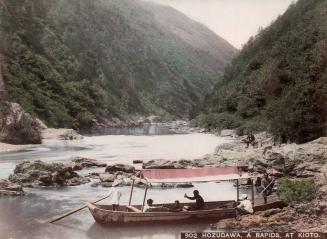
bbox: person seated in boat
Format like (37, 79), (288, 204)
(144, 199), (156, 212)
(107, 180), (122, 211)
(184, 190), (205, 211)
(235, 194), (253, 219)
(144, 199), (169, 212)
(170, 200), (183, 212)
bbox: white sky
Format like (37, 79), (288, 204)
(145, 0), (296, 49)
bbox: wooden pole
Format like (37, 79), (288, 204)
(260, 178), (275, 195)
(128, 178), (135, 206)
(48, 195), (110, 223)
(236, 179), (239, 202)
(251, 178), (255, 206)
(141, 184), (149, 212)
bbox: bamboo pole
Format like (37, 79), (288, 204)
(141, 184), (149, 212)
(128, 178), (135, 206)
(260, 178), (275, 195)
(251, 178), (255, 206)
(236, 179), (239, 202)
(48, 195), (110, 223)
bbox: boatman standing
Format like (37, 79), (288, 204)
(107, 180), (122, 211)
(262, 173), (274, 204)
(184, 190), (205, 210)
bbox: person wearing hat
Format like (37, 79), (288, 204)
(107, 180), (122, 211)
(235, 194), (253, 219)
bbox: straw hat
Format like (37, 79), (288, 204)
(240, 194), (248, 200)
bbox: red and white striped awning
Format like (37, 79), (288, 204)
(140, 167), (251, 183)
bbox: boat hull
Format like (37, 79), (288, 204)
(87, 200), (285, 225)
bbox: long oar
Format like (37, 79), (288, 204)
(48, 195), (110, 223)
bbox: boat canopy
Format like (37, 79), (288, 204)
(140, 167), (252, 183)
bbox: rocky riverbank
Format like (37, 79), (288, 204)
(0, 179), (24, 196)
(205, 132), (327, 233)
(134, 132), (327, 232)
(2, 157), (145, 191)
(1, 129), (326, 232)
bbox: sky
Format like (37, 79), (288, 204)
(146, 0), (296, 49)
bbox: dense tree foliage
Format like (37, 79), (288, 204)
(198, 0), (327, 143)
(278, 178), (317, 205)
(0, 0), (236, 129)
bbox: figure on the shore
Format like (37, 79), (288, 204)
(245, 133), (256, 148)
(261, 173), (274, 204)
(184, 190), (205, 210)
(107, 181), (122, 211)
(235, 194), (253, 219)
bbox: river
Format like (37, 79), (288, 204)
(0, 126), (248, 239)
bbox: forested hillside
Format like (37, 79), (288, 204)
(0, 0), (236, 129)
(196, 0), (327, 143)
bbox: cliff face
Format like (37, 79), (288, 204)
(0, 0), (236, 129)
(199, 0), (327, 143)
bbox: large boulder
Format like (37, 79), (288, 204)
(9, 160), (89, 187)
(0, 179), (24, 196)
(70, 157), (106, 170)
(142, 159), (187, 169)
(99, 173), (116, 182)
(105, 164), (135, 173)
(0, 102), (42, 144)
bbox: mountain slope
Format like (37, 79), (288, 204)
(0, 0), (236, 129)
(198, 0), (327, 143)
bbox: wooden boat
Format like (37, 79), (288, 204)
(87, 167), (284, 225)
(87, 198), (285, 225)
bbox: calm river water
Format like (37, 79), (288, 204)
(0, 126), (247, 239)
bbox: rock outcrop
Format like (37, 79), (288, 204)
(216, 201), (327, 232)
(70, 157), (106, 170)
(0, 179), (24, 196)
(105, 164), (135, 174)
(8, 160), (90, 187)
(0, 102), (42, 144)
(201, 133), (327, 178)
(142, 159), (193, 169)
(211, 133), (327, 233)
